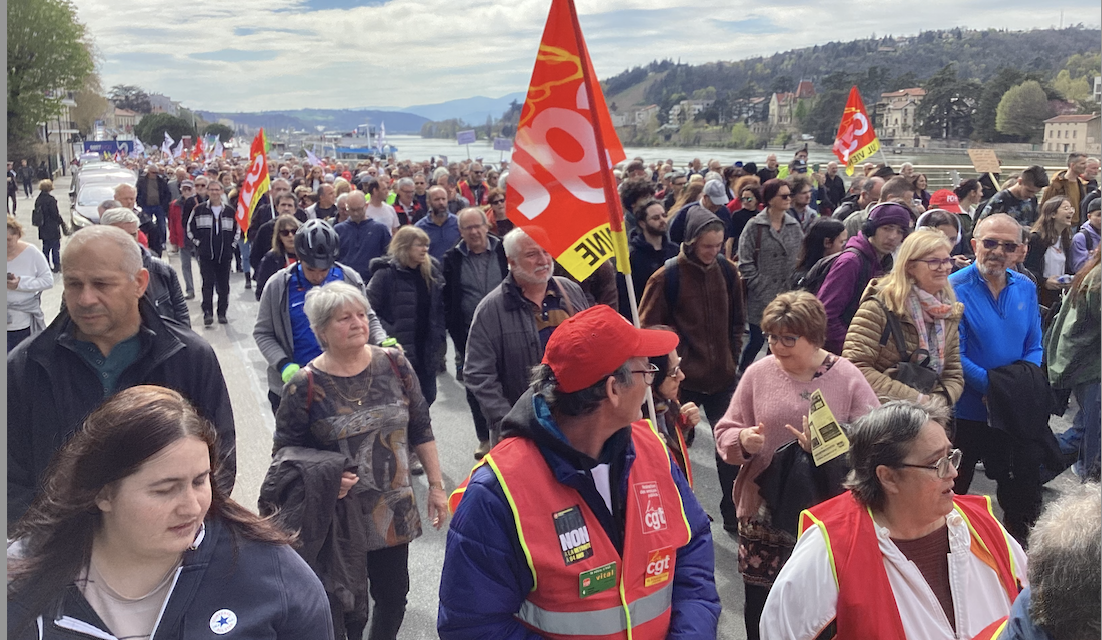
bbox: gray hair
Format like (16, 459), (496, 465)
(396, 177), (414, 190)
(99, 207), (141, 227)
(113, 183), (136, 197)
(703, 171), (722, 184)
(530, 362), (634, 417)
(457, 206), (488, 226)
(844, 400), (950, 510)
(335, 193), (349, 207)
(1027, 482), (1101, 639)
(98, 199), (121, 214)
(431, 167), (449, 181)
(303, 281), (372, 350)
(502, 227), (531, 260)
(62, 226), (143, 279)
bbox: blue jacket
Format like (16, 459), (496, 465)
(8, 516), (333, 640)
(335, 217), (391, 281)
(949, 264), (1043, 422)
(437, 390), (720, 639)
(415, 213), (461, 262)
(1001, 587), (1053, 640)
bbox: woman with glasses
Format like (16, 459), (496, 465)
(762, 401), (1027, 640)
(254, 215), (302, 301)
(484, 187), (513, 236)
(736, 178), (805, 375)
(714, 291), (879, 640)
(646, 325), (702, 482)
(843, 229), (964, 405)
(1024, 195), (1076, 310)
(729, 182), (762, 258)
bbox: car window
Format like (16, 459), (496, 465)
(77, 184), (120, 206)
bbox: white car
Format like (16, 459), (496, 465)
(70, 175), (137, 229)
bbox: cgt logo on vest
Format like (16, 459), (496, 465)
(644, 547), (673, 587)
(634, 481), (668, 533)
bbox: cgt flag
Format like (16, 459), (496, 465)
(235, 129), (271, 235)
(505, 0), (628, 282)
(832, 86), (880, 176)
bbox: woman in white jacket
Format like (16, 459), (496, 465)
(762, 400), (1027, 639)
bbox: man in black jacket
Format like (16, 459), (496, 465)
(441, 208), (509, 458)
(188, 180), (239, 326)
(627, 198), (678, 304)
(136, 164), (173, 257)
(100, 207), (190, 326)
(7, 225), (235, 525)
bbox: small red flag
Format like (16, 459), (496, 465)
(506, 0), (628, 281)
(235, 130), (271, 235)
(832, 87), (881, 176)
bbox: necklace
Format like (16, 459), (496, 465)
(328, 369), (372, 406)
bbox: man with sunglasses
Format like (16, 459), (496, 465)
(949, 213), (1046, 543)
(459, 162), (490, 207)
(441, 305), (720, 639)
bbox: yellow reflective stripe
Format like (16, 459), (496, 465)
(980, 494), (1019, 581)
(484, 453), (538, 591)
(620, 572), (633, 640)
(800, 510), (839, 588)
(448, 459), (487, 515)
(640, 420), (692, 543)
(990, 620), (1008, 639)
(955, 499), (1018, 597)
(515, 582), (673, 636)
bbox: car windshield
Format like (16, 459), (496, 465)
(77, 184), (119, 207)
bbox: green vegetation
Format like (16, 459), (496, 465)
(996, 81), (1052, 142)
(133, 113), (197, 147)
(203, 123), (235, 143)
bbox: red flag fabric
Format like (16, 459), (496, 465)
(506, 0), (628, 281)
(832, 86), (881, 176)
(192, 137), (205, 162)
(235, 130), (271, 235)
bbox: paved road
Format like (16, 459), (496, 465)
(12, 174), (1077, 640)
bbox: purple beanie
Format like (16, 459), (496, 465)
(866, 202), (914, 235)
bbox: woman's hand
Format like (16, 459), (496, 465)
(1045, 275), (1071, 291)
(679, 402), (701, 428)
(7, 274), (19, 290)
(739, 423), (766, 455)
(784, 416), (812, 454)
(952, 255), (972, 268)
(337, 471), (358, 499)
(426, 485), (449, 530)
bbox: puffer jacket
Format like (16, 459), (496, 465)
(819, 233), (891, 354)
(842, 278), (964, 404)
(738, 210), (804, 324)
(366, 256), (445, 375)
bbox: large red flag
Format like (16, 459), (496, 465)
(832, 86), (881, 176)
(506, 0), (628, 281)
(235, 129), (271, 235)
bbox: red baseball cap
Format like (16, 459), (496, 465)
(928, 189), (962, 214)
(542, 305), (679, 393)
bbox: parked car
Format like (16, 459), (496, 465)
(70, 173), (137, 229)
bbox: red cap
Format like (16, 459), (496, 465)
(928, 189), (962, 214)
(542, 305), (679, 393)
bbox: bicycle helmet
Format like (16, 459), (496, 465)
(294, 219), (340, 270)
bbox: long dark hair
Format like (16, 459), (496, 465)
(795, 217), (846, 271)
(1032, 196), (1074, 249)
(8, 386), (292, 627)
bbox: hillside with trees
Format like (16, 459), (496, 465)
(599, 26), (1100, 148)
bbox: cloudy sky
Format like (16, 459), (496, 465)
(73, 0), (1098, 113)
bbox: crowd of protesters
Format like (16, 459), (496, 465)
(6, 144), (1100, 640)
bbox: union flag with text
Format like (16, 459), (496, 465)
(832, 87), (880, 176)
(235, 129), (271, 235)
(505, 0), (629, 281)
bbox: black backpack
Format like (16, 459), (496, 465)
(796, 247), (863, 294)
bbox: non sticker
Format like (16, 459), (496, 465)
(645, 547), (673, 587)
(579, 562), (617, 598)
(633, 481), (667, 533)
(553, 505), (593, 565)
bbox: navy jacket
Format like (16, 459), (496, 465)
(438, 390), (720, 639)
(335, 217), (391, 281)
(8, 516), (333, 640)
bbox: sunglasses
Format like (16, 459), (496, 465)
(278, 229), (296, 237)
(778, 193), (792, 199)
(490, 199), (505, 205)
(979, 238), (1020, 253)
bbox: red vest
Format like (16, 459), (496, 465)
(798, 492), (1021, 639)
(973, 616), (1009, 640)
(450, 421), (692, 640)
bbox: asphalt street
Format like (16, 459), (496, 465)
(13, 174), (1077, 640)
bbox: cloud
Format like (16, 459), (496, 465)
(71, 0), (1100, 113)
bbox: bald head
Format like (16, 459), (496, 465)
(345, 190), (367, 221)
(63, 225), (143, 278)
(114, 184), (137, 209)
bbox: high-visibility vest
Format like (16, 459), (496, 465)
(797, 492), (1021, 639)
(972, 616), (1009, 640)
(449, 420), (692, 640)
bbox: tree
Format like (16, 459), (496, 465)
(109, 85), (152, 114)
(72, 73), (108, 136)
(202, 123), (234, 143)
(972, 67), (1025, 142)
(770, 76), (794, 95)
(133, 113), (196, 146)
(8, 0), (95, 147)
(995, 80), (1052, 142)
(916, 65), (980, 139)
(1052, 70), (1091, 103)
(806, 72), (860, 145)
(729, 122), (757, 149)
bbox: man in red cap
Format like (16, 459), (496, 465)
(439, 305), (721, 639)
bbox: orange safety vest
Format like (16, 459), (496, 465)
(449, 420), (692, 640)
(797, 492), (1021, 639)
(972, 616), (1009, 640)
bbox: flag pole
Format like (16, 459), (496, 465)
(566, 0), (657, 424)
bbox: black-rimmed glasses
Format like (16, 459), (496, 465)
(763, 333), (799, 348)
(898, 449), (962, 478)
(911, 257), (953, 270)
(630, 363), (660, 385)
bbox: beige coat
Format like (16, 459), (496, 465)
(842, 279), (965, 403)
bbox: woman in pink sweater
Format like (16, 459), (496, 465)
(714, 291), (879, 640)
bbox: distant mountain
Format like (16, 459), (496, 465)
(373, 93), (527, 125)
(196, 109), (430, 133)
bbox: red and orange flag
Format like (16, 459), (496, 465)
(235, 129), (271, 235)
(506, 0), (629, 281)
(832, 86), (881, 176)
